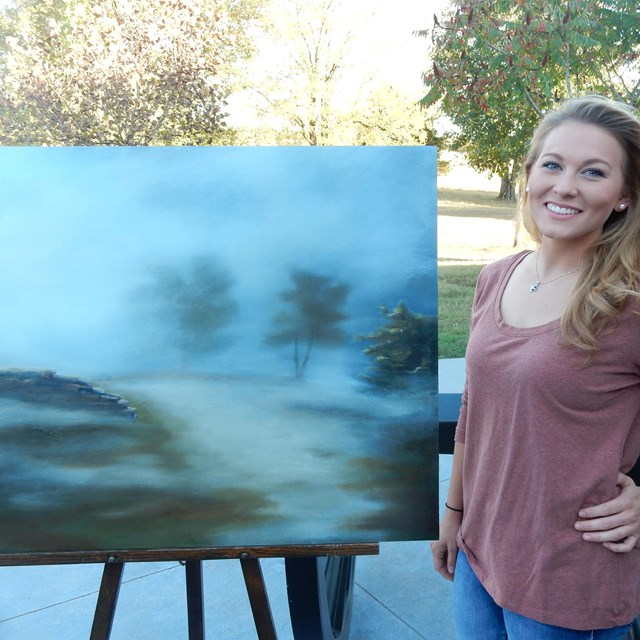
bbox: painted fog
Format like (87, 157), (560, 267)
(0, 146), (438, 553)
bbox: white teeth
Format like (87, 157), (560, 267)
(547, 203), (580, 215)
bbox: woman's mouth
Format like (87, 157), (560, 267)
(546, 202), (581, 216)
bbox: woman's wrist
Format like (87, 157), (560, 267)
(445, 502), (463, 513)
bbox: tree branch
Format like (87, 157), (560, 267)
(522, 85), (544, 117)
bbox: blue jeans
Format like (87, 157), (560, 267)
(452, 550), (632, 639)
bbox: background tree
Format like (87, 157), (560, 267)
(229, 0), (443, 148)
(0, 0), (442, 150)
(0, 0), (261, 145)
(344, 85), (447, 148)
(359, 302), (437, 391)
(420, 0), (640, 198)
(140, 256), (237, 369)
(241, 0), (364, 145)
(266, 270), (350, 380)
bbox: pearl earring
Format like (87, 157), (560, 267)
(618, 204), (627, 211)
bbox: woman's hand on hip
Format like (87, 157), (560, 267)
(431, 509), (463, 581)
(574, 473), (640, 553)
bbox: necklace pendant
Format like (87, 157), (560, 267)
(530, 282), (540, 293)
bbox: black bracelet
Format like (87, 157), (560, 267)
(445, 502), (463, 513)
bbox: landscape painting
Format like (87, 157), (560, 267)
(0, 146), (438, 556)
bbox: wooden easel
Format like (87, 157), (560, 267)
(90, 555), (276, 640)
(1, 543), (378, 640)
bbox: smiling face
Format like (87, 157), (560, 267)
(526, 121), (629, 248)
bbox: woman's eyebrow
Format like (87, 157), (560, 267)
(540, 152), (612, 169)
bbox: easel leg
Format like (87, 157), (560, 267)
(240, 557), (278, 640)
(90, 561), (124, 640)
(185, 560), (205, 640)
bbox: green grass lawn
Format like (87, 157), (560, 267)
(438, 264), (483, 359)
(437, 186), (523, 358)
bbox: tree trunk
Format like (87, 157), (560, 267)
(498, 175), (516, 200)
(294, 338), (301, 379)
(299, 339), (314, 379)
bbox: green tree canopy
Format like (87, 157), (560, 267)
(359, 302), (437, 391)
(420, 0), (640, 198)
(266, 270), (350, 379)
(0, 0), (261, 145)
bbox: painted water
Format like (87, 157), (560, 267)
(0, 370), (437, 552)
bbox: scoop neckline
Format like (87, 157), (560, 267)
(493, 251), (562, 336)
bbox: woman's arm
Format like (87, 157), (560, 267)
(432, 441), (465, 581)
(574, 473), (640, 552)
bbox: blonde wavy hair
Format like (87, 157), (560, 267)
(516, 95), (640, 359)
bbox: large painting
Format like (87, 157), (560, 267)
(0, 146), (438, 555)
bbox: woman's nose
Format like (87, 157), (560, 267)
(552, 173), (578, 197)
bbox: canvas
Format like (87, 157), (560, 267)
(0, 146), (438, 556)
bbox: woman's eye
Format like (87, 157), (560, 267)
(541, 161), (560, 170)
(584, 168), (605, 178)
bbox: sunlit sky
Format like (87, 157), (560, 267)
(360, 0), (448, 96)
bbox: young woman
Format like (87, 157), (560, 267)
(432, 95), (640, 639)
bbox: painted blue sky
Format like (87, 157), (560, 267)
(0, 146), (437, 378)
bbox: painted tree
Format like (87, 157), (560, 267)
(266, 270), (350, 379)
(420, 0), (640, 198)
(142, 256), (237, 369)
(0, 0), (261, 145)
(359, 302), (437, 391)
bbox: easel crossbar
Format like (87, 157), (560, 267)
(0, 542), (380, 566)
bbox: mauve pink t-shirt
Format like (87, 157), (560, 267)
(455, 251), (640, 630)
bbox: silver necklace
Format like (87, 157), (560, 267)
(529, 252), (581, 293)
